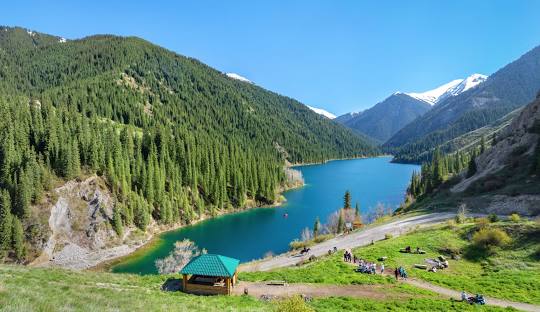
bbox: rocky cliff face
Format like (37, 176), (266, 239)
(451, 93), (540, 215)
(31, 176), (155, 269)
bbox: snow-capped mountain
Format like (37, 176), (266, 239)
(307, 105), (336, 119)
(406, 74), (487, 105)
(225, 73), (252, 83)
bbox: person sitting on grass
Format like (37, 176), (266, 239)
(461, 290), (467, 302)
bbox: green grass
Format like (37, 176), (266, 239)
(310, 297), (516, 311)
(240, 254), (393, 285)
(0, 265), (269, 312)
(242, 221), (540, 305)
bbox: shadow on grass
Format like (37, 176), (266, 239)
(162, 278), (182, 292)
(462, 244), (490, 262)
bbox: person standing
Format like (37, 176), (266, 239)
(380, 263), (385, 274)
(394, 268), (399, 280)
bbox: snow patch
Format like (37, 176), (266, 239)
(306, 105), (337, 119)
(26, 29), (35, 37)
(59, 37), (67, 43)
(406, 74), (487, 105)
(226, 73), (252, 83)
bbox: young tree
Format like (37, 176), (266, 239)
(0, 190), (13, 254)
(11, 217), (25, 261)
(112, 205), (124, 237)
(355, 202), (360, 218)
(337, 209), (344, 233)
(343, 190), (351, 209)
(313, 217), (320, 238)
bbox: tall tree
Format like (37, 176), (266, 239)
(343, 190), (351, 209)
(313, 217), (320, 238)
(0, 190), (13, 254)
(11, 217), (25, 261)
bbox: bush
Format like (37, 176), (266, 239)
(289, 240), (311, 251)
(488, 213), (499, 223)
(475, 217), (490, 230)
(384, 233), (393, 240)
(275, 296), (313, 312)
(313, 234), (333, 244)
(509, 213), (521, 222)
(472, 228), (512, 250)
(446, 219), (458, 230)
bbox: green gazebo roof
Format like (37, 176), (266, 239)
(180, 254), (240, 277)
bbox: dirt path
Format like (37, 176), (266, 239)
(240, 213), (456, 272)
(232, 281), (411, 300)
(403, 278), (540, 312)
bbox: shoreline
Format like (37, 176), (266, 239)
(89, 180), (305, 273)
(289, 154), (393, 168)
(88, 154), (390, 273)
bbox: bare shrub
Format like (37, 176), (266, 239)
(455, 204), (467, 224)
(155, 239), (205, 274)
(301, 227), (312, 242)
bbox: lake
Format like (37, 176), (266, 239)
(112, 157), (419, 274)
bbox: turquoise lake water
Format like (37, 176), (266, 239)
(112, 157), (419, 274)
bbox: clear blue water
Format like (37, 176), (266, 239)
(112, 157), (419, 274)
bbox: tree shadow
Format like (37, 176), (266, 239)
(161, 278), (183, 292)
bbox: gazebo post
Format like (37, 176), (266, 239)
(182, 274), (188, 291)
(226, 277), (231, 295)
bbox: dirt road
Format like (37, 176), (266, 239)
(240, 213), (456, 272)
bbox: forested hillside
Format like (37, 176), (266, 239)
(399, 93), (540, 216)
(385, 45), (540, 163)
(0, 26), (377, 262)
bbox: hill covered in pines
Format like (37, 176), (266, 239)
(0, 26), (378, 263)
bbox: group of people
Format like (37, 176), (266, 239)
(343, 250), (385, 275)
(356, 259), (383, 274)
(394, 266), (407, 279)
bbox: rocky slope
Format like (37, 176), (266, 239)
(30, 176), (155, 269)
(450, 93), (540, 215)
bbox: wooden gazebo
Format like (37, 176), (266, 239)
(180, 254), (240, 295)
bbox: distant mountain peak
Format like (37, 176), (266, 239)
(406, 74), (487, 105)
(306, 105), (337, 119)
(225, 73), (252, 83)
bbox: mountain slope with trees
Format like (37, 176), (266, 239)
(400, 93), (540, 216)
(385, 45), (540, 163)
(0, 26), (378, 263)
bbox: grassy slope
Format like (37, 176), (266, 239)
(0, 266), (268, 312)
(241, 220), (540, 305)
(0, 265), (511, 312)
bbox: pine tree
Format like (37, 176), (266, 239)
(355, 202), (360, 217)
(343, 190), (351, 209)
(11, 217), (25, 261)
(467, 157), (477, 178)
(313, 217), (320, 238)
(0, 190), (13, 254)
(112, 205), (124, 237)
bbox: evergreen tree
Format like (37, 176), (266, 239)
(0, 190), (13, 254)
(355, 202), (360, 218)
(11, 217), (25, 261)
(112, 205), (124, 237)
(343, 190), (351, 209)
(467, 157), (477, 178)
(313, 217), (320, 238)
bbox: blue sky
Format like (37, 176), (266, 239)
(2, 1), (539, 115)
